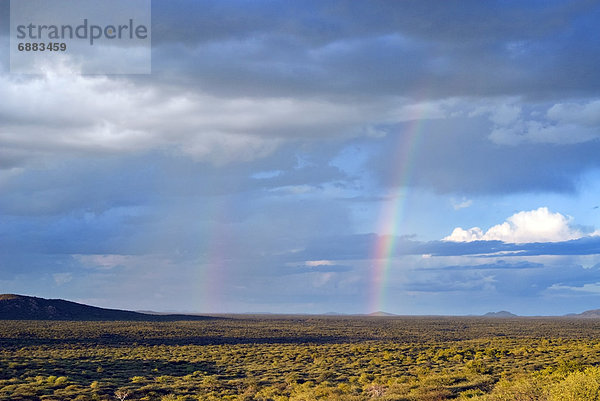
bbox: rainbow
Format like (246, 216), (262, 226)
(369, 114), (427, 313)
(196, 197), (230, 313)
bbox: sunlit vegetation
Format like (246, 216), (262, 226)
(2, 317), (600, 400)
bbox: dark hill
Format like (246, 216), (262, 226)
(0, 294), (215, 321)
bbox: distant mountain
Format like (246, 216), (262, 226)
(567, 308), (600, 318)
(368, 311), (397, 317)
(483, 311), (518, 318)
(0, 294), (215, 321)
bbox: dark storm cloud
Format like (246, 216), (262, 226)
(151, 0), (591, 46)
(417, 237), (600, 258)
(149, 0), (600, 99)
(432, 260), (544, 271)
(287, 234), (600, 261)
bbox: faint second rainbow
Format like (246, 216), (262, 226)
(196, 197), (230, 314)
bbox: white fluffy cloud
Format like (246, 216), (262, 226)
(444, 207), (588, 244)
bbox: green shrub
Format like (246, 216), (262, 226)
(549, 367), (600, 401)
(482, 376), (546, 401)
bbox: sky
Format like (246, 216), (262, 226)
(2, 0), (600, 315)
